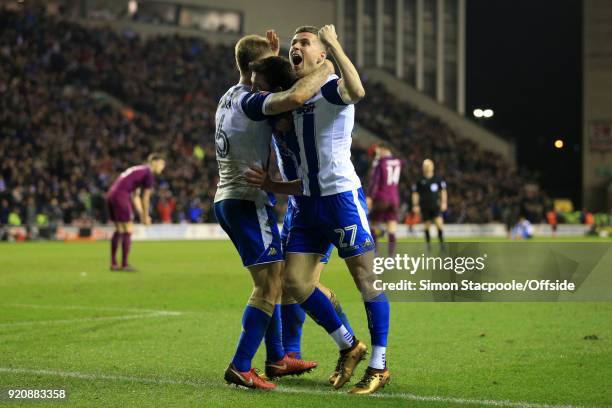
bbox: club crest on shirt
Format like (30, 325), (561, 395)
(215, 127), (229, 158)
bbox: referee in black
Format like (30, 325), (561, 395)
(412, 159), (447, 250)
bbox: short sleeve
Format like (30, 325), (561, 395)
(440, 180), (447, 189)
(143, 170), (154, 189)
(321, 78), (347, 106)
(240, 91), (272, 121)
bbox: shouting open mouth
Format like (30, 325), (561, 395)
(291, 51), (303, 69)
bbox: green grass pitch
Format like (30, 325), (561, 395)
(1, 239), (611, 407)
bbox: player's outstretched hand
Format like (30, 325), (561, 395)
(318, 24), (339, 48)
(266, 29), (280, 56)
(245, 166), (270, 190)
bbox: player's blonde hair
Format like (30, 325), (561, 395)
(235, 35), (273, 75)
(147, 153), (165, 163)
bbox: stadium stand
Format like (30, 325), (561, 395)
(0, 8), (543, 233)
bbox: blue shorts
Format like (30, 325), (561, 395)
(286, 188), (375, 259)
(214, 199), (283, 267)
(282, 199), (333, 264)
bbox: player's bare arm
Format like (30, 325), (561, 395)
(366, 196), (373, 211)
(142, 188), (152, 225)
(132, 188), (144, 220)
(263, 60), (334, 115)
(318, 24), (365, 104)
(366, 161), (381, 210)
(245, 166), (302, 195)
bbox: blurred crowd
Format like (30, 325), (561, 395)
(0, 8), (545, 233)
(358, 82), (546, 223)
(1, 9), (230, 231)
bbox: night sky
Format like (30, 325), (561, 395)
(466, 0), (582, 205)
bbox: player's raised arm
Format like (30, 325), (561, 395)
(262, 59), (334, 115)
(318, 24), (365, 104)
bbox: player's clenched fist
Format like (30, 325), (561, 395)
(318, 24), (339, 47)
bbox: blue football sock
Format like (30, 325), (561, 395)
(364, 293), (390, 347)
(300, 288), (343, 334)
(264, 304), (285, 362)
(231, 305), (271, 372)
(336, 306), (355, 337)
(330, 291), (354, 337)
(281, 303), (306, 358)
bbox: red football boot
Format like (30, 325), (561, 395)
(224, 364), (276, 390)
(265, 354), (317, 379)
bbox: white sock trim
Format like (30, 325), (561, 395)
(330, 325), (353, 350)
(369, 345), (386, 369)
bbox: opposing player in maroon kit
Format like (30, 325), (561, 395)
(106, 154), (166, 271)
(366, 145), (401, 256)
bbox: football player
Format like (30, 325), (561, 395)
(366, 145), (401, 256)
(215, 33), (333, 389)
(245, 55), (356, 369)
(106, 154), (165, 271)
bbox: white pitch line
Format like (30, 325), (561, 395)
(0, 311), (182, 328)
(5, 303), (180, 315)
(0, 367), (596, 408)
(0, 367), (202, 387)
(275, 387), (593, 408)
